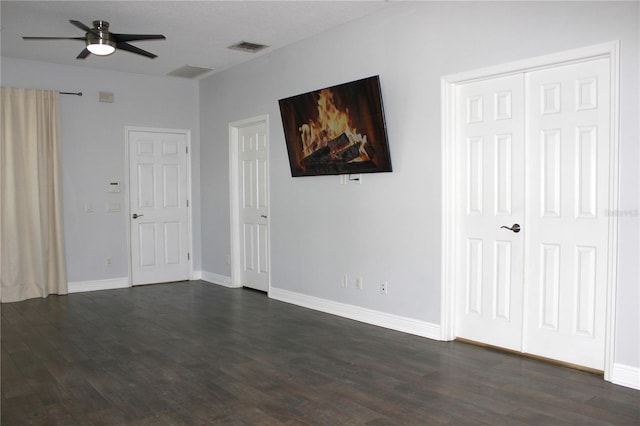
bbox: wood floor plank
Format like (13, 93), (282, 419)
(2, 281), (638, 425)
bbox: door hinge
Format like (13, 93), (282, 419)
(186, 199), (189, 207)
(188, 253), (191, 261)
(186, 146), (189, 154)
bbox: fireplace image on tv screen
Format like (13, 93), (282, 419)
(278, 75), (392, 177)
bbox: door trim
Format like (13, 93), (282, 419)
(125, 126), (194, 285)
(229, 115), (271, 291)
(440, 41), (620, 381)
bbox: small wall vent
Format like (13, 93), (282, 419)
(227, 41), (269, 53)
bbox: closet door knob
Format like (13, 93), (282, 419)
(132, 213), (144, 219)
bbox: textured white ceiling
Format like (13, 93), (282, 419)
(1, 1), (392, 78)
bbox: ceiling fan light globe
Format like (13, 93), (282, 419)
(87, 40), (115, 56)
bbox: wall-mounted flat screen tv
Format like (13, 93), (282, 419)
(278, 75), (392, 177)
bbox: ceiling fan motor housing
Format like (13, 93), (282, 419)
(86, 20), (115, 53)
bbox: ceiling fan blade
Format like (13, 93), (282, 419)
(23, 36), (86, 40)
(69, 20), (94, 33)
(116, 42), (157, 59)
(76, 48), (91, 59)
(112, 33), (166, 43)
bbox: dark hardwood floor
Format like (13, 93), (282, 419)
(1, 281), (638, 425)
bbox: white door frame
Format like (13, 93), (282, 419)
(125, 126), (194, 285)
(440, 42), (620, 380)
(229, 115), (271, 290)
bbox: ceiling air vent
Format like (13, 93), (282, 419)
(167, 65), (214, 79)
(227, 41), (269, 53)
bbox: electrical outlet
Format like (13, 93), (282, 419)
(356, 277), (363, 290)
(106, 257), (112, 266)
(380, 281), (387, 294)
(341, 274), (348, 288)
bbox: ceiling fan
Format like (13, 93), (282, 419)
(23, 20), (166, 59)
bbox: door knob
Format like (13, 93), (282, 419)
(132, 213), (144, 219)
(261, 215), (267, 219)
(500, 223), (521, 233)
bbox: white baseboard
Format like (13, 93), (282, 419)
(268, 287), (441, 340)
(610, 363), (640, 390)
(68, 277), (130, 293)
(197, 271), (238, 288)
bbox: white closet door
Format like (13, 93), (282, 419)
(454, 57), (611, 371)
(455, 74), (526, 351)
(238, 122), (270, 292)
(525, 58), (610, 370)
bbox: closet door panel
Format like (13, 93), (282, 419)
(455, 74), (526, 351)
(524, 58), (610, 370)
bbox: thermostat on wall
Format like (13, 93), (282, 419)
(108, 182), (121, 193)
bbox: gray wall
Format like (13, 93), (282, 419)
(199, 2), (639, 367)
(1, 58), (201, 282)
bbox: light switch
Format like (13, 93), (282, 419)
(107, 202), (121, 213)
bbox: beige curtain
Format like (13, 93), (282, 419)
(0, 87), (67, 302)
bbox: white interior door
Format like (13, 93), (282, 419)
(128, 129), (190, 285)
(455, 58), (611, 370)
(455, 74), (526, 351)
(237, 121), (269, 292)
(524, 58), (610, 370)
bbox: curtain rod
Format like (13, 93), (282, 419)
(60, 91), (82, 96)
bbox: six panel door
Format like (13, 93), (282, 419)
(455, 74), (526, 351)
(129, 131), (190, 285)
(524, 58), (610, 370)
(238, 122), (269, 292)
